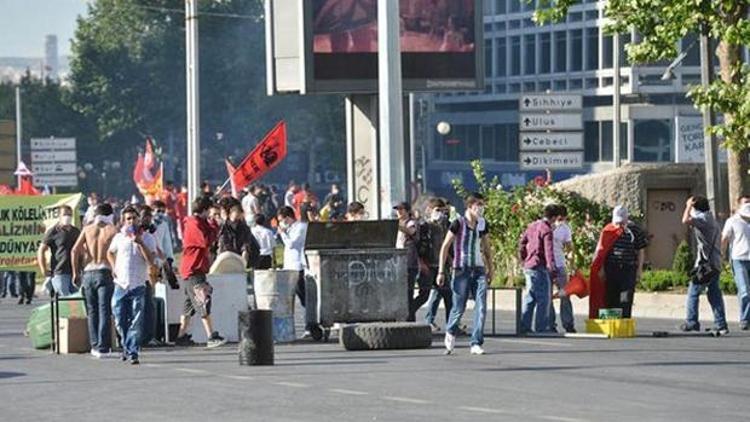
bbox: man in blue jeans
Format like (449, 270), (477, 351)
(107, 206), (157, 364)
(681, 196), (728, 333)
(518, 205), (559, 334)
(437, 192), (494, 356)
(721, 201), (750, 330)
(72, 203), (119, 358)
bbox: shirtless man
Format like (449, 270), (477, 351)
(71, 203), (118, 358)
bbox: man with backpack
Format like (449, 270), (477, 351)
(681, 196), (728, 334)
(420, 197), (453, 331)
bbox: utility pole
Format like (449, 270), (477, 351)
(185, 0), (200, 213)
(15, 86), (22, 187)
(377, 0), (406, 216)
(700, 26), (721, 215)
(613, 32), (622, 168)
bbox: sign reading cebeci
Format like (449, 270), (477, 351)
(520, 132), (584, 151)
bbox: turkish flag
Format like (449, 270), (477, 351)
(231, 121), (287, 191)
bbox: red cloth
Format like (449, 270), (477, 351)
(176, 191), (188, 235)
(230, 121), (287, 192)
(588, 223), (624, 319)
(161, 188), (178, 219)
(179, 215), (218, 280)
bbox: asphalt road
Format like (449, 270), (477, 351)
(1, 298), (749, 422)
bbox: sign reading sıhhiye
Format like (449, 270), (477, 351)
(520, 152), (584, 170)
(520, 132), (584, 151)
(675, 115), (728, 163)
(30, 137), (78, 187)
(519, 94), (583, 112)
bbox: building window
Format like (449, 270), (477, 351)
(524, 81), (536, 92)
(523, 0), (536, 12)
(585, 10), (598, 20)
(509, 83), (521, 93)
(509, 0), (520, 13)
(495, 83), (506, 93)
(524, 34), (536, 75)
(603, 35), (613, 68)
(554, 31), (567, 72)
(570, 29), (583, 71)
(554, 80), (567, 91)
(485, 39), (493, 77)
(482, 125), (496, 159)
(600, 121), (628, 162)
(569, 79), (583, 90)
(496, 37), (507, 77)
(511, 36), (521, 75)
(585, 27), (599, 70)
(540, 32), (551, 74)
(584, 121), (599, 162)
(634, 119), (672, 162)
(585, 77), (598, 89)
(569, 11), (583, 22)
(538, 80), (551, 91)
(496, 0), (507, 15)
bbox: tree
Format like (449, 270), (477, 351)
(535, 0), (750, 208)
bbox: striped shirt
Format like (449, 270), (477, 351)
(606, 223), (648, 267)
(450, 216), (489, 269)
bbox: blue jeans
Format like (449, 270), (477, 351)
(685, 272), (727, 330)
(730, 260), (750, 325)
(549, 267), (575, 331)
(82, 270), (115, 353)
(112, 285), (146, 359)
(52, 274), (76, 296)
(521, 266), (552, 333)
(16, 271), (35, 301)
(445, 267), (487, 346)
(424, 267), (452, 325)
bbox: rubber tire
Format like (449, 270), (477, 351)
(339, 322), (432, 351)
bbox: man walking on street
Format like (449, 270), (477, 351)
(277, 206), (313, 337)
(71, 203), (118, 358)
(38, 205), (81, 297)
(437, 193), (494, 355)
(681, 196), (728, 334)
(108, 206), (157, 364)
(519, 204), (559, 334)
(395, 202), (423, 321)
(549, 205), (576, 333)
(722, 200), (750, 330)
(422, 198), (453, 331)
(175, 197), (227, 348)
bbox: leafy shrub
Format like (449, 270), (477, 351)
(671, 241), (694, 277)
(720, 266), (738, 295)
(639, 270), (689, 292)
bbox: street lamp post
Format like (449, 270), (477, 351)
(699, 28), (721, 215)
(185, 0), (200, 214)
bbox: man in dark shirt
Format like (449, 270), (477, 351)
(604, 205), (648, 318)
(421, 197), (453, 330)
(518, 204), (559, 334)
(37, 205), (81, 297)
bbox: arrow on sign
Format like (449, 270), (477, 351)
(524, 118), (531, 127)
(523, 137), (532, 145)
(523, 157), (532, 165)
(523, 98), (531, 108)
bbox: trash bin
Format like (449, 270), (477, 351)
(253, 269), (297, 343)
(304, 221), (408, 337)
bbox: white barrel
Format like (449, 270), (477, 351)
(253, 270), (297, 343)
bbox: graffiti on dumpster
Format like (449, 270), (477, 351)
(329, 256), (398, 314)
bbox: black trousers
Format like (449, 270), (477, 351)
(256, 255), (273, 270)
(604, 262), (637, 318)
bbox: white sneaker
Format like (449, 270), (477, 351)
(430, 323), (441, 333)
(90, 350), (102, 359)
(470, 345), (485, 355)
(444, 332), (455, 354)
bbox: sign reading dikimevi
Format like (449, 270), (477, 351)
(0, 193), (82, 271)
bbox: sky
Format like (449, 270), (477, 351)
(0, 0), (90, 57)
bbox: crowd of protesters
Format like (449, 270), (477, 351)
(5, 176), (750, 360)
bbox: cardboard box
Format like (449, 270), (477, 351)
(59, 318), (90, 354)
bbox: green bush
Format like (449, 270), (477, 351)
(720, 267), (738, 295)
(671, 241), (694, 277)
(639, 270), (689, 292)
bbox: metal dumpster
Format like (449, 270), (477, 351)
(304, 221), (408, 339)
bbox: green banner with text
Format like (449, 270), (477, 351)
(0, 194), (82, 272)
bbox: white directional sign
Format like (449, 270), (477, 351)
(31, 163), (78, 174)
(520, 113), (583, 131)
(32, 174), (79, 187)
(520, 152), (584, 170)
(30, 138), (76, 150)
(519, 94), (583, 112)
(30, 150), (77, 163)
(520, 132), (584, 151)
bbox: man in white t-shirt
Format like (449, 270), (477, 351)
(107, 206), (157, 365)
(241, 185), (262, 227)
(277, 206), (312, 337)
(251, 214), (276, 270)
(721, 199), (750, 330)
(549, 205), (575, 333)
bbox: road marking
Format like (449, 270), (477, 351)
(174, 368), (208, 375)
(220, 375), (254, 381)
(498, 338), (573, 348)
(540, 416), (588, 422)
(382, 396), (431, 404)
(143, 363), (163, 368)
(459, 406), (509, 415)
(329, 389), (369, 396)
(274, 381), (309, 388)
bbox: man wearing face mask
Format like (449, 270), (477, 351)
(38, 205), (81, 297)
(421, 197), (453, 331)
(151, 200), (175, 266)
(277, 206), (313, 337)
(518, 204), (559, 334)
(395, 202), (421, 322)
(137, 205), (164, 345)
(437, 193), (494, 355)
(549, 205), (576, 333)
(218, 201), (261, 269)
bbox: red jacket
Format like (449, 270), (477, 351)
(180, 215), (218, 280)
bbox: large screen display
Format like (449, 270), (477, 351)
(303, 0), (484, 94)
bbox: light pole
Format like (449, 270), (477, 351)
(613, 32), (622, 168)
(15, 86), (22, 188)
(185, 0), (200, 214)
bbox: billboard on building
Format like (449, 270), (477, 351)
(300, 0), (484, 94)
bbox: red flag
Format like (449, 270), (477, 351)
(225, 158), (238, 197)
(133, 137), (163, 198)
(231, 121), (288, 191)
